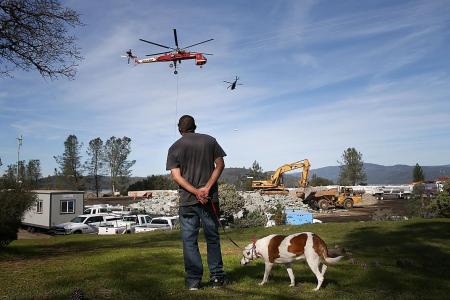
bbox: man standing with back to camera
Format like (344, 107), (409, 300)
(166, 115), (226, 290)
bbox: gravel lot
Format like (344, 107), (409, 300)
(18, 193), (410, 239)
(314, 196), (409, 222)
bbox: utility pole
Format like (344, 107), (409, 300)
(17, 135), (23, 183)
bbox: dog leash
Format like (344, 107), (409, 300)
(209, 200), (242, 249)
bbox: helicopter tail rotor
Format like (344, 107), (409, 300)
(122, 49), (138, 64)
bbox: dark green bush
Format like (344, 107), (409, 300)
(269, 203), (286, 225)
(0, 183), (36, 248)
(429, 187), (450, 217)
(408, 183), (450, 218)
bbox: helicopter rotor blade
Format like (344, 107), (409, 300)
(145, 51), (171, 56)
(173, 29), (179, 49)
(183, 39), (214, 50)
(139, 39), (176, 50)
(224, 81), (232, 84)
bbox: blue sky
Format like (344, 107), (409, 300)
(1, 0), (450, 177)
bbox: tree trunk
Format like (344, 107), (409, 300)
(95, 174), (99, 198)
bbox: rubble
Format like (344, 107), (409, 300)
(126, 188), (381, 216)
(127, 190), (314, 216)
(128, 190), (179, 216)
(238, 191), (313, 213)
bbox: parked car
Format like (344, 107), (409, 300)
(98, 214), (152, 235)
(53, 214), (119, 235)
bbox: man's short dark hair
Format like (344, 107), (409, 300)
(178, 115), (197, 133)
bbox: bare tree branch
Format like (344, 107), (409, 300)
(0, 0), (83, 79)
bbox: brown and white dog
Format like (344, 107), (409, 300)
(240, 232), (343, 291)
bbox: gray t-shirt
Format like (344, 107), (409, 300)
(166, 132), (226, 206)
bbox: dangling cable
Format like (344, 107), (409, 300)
(175, 73), (179, 137)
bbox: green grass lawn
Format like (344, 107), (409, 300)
(1, 219), (449, 299)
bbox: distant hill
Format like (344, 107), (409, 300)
(38, 163), (450, 191)
(220, 167), (250, 182)
(306, 163), (450, 185)
(221, 163), (450, 186)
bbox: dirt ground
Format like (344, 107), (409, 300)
(17, 229), (51, 239)
(313, 195), (409, 223)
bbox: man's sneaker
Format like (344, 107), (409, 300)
(211, 277), (226, 289)
(188, 281), (201, 291)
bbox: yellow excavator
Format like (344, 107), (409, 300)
(251, 159), (311, 195)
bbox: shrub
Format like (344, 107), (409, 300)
(218, 183), (244, 218)
(407, 183), (450, 218)
(0, 183), (36, 248)
(429, 187), (450, 217)
(269, 203), (286, 225)
(232, 209), (266, 228)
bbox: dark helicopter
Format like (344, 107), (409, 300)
(224, 76), (243, 90)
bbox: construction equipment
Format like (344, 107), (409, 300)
(251, 159), (311, 195)
(307, 186), (362, 210)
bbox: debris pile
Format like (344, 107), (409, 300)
(128, 190), (313, 215)
(128, 190), (179, 216)
(239, 191), (313, 213)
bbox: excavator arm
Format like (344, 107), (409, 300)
(252, 159), (311, 191)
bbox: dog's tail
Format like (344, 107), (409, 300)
(324, 255), (344, 264)
(313, 234), (344, 265)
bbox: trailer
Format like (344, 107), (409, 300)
(22, 190), (84, 231)
(380, 185), (413, 199)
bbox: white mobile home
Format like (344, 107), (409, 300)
(22, 190), (84, 230)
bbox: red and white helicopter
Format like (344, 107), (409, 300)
(123, 29), (213, 74)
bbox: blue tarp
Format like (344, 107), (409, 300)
(284, 209), (313, 225)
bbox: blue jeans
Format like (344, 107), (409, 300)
(179, 203), (225, 287)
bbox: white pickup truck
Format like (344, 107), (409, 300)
(83, 205), (112, 215)
(53, 214), (119, 235)
(84, 204), (132, 216)
(134, 216), (179, 233)
(98, 214), (152, 235)
(97, 215), (179, 235)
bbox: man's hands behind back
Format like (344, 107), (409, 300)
(197, 186), (210, 205)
